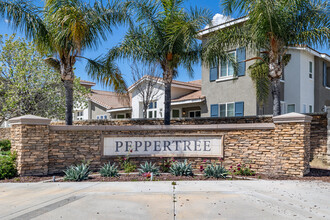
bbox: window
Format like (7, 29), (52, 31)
(77, 111), (83, 117)
(220, 51), (235, 77)
(287, 104), (295, 113)
(303, 104), (307, 113)
(148, 110), (157, 118)
(117, 114), (125, 119)
(309, 105), (313, 113)
(309, 61), (313, 79)
(189, 110), (201, 118)
(172, 109), (180, 118)
(219, 103), (235, 117)
(148, 101), (157, 109)
(97, 115), (108, 120)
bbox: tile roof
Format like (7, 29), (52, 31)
(172, 90), (205, 102)
(80, 80), (96, 86)
(89, 90), (131, 110)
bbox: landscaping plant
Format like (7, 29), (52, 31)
(229, 164), (256, 176)
(160, 157), (175, 173)
(0, 139), (11, 152)
(138, 162), (160, 176)
(204, 163), (228, 179)
(64, 163), (91, 181)
(99, 162), (119, 177)
(0, 152), (17, 180)
(170, 160), (194, 176)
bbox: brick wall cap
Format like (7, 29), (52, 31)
(9, 115), (51, 125)
(273, 113), (312, 123)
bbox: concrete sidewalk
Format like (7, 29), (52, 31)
(0, 180), (329, 220)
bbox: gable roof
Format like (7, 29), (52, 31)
(172, 90), (205, 103)
(128, 75), (201, 92)
(89, 90), (130, 110)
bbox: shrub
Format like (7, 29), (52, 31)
(160, 157), (175, 172)
(64, 163), (91, 181)
(0, 152), (17, 180)
(138, 162), (160, 176)
(118, 157), (136, 173)
(204, 163), (228, 179)
(99, 162), (119, 177)
(230, 163), (256, 176)
(170, 160), (194, 176)
(0, 140), (11, 152)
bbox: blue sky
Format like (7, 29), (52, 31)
(0, 0), (329, 91)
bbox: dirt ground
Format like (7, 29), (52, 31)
(1, 168), (329, 183)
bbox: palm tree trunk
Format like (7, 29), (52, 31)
(271, 78), (281, 116)
(163, 70), (173, 125)
(63, 80), (74, 125)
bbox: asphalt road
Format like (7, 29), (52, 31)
(0, 180), (329, 220)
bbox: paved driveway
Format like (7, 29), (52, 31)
(0, 180), (329, 220)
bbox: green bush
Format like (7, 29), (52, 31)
(99, 162), (119, 177)
(0, 140), (11, 152)
(118, 157), (136, 173)
(0, 152), (17, 180)
(138, 162), (160, 176)
(204, 163), (228, 179)
(64, 163), (91, 181)
(170, 160), (194, 176)
(229, 163), (256, 176)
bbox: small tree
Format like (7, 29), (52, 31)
(108, 0), (211, 124)
(0, 34), (89, 125)
(0, 0), (128, 125)
(131, 63), (161, 118)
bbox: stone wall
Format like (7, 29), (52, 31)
(9, 113), (317, 177)
(309, 113), (328, 165)
(51, 115), (273, 126)
(0, 127), (11, 140)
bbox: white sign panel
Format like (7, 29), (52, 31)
(103, 136), (223, 157)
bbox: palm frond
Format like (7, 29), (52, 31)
(83, 56), (127, 94)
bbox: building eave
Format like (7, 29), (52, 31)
(107, 107), (132, 113)
(171, 98), (205, 106)
(197, 16), (248, 39)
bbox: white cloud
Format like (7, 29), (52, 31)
(205, 13), (232, 29)
(4, 19), (9, 23)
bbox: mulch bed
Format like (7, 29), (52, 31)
(1, 168), (329, 183)
(249, 168), (330, 183)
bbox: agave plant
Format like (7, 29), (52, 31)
(64, 163), (91, 181)
(170, 160), (193, 176)
(138, 162), (160, 176)
(99, 162), (119, 177)
(204, 163), (228, 179)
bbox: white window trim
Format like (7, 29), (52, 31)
(287, 103), (296, 113)
(188, 110), (201, 118)
(171, 108), (181, 118)
(218, 51), (236, 79)
(147, 109), (157, 118)
(216, 76), (238, 82)
(309, 61), (313, 80)
(280, 101), (286, 114)
(219, 102), (235, 117)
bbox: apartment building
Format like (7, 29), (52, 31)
(198, 17), (330, 117)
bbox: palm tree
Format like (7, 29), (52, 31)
(107, 0), (211, 125)
(203, 0), (329, 115)
(0, 0), (128, 125)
